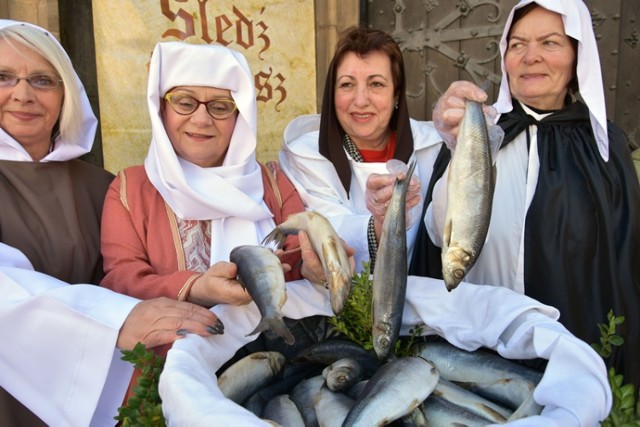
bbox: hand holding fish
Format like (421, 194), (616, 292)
(188, 261), (253, 307)
(433, 80), (497, 150)
(365, 167), (421, 239)
(298, 229), (355, 286)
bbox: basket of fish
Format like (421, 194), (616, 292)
(160, 172), (609, 425)
(159, 275), (611, 426)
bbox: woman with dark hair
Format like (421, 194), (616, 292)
(416, 0), (640, 388)
(279, 26), (444, 272)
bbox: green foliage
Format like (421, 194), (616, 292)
(327, 261), (424, 357)
(594, 311), (640, 426)
(116, 342), (166, 427)
(328, 261), (375, 351)
(592, 310), (625, 358)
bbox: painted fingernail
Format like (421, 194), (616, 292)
(207, 319), (225, 335)
(176, 328), (188, 336)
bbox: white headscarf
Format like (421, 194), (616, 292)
(144, 41), (273, 263)
(494, 0), (609, 161)
(0, 20), (96, 162)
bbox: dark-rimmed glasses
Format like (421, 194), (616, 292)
(164, 92), (237, 120)
(0, 72), (62, 90)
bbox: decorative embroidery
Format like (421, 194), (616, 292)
(177, 219), (211, 273)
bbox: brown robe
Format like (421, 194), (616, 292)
(0, 159), (114, 426)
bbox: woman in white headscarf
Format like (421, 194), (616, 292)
(414, 0), (640, 388)
(0, 21), (221, 426)
(100, 42), (330, 347)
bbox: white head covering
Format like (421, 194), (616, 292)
(494, 0), (609, 161)
(144, 41), (273, 263)
(0, 20), (96, 162)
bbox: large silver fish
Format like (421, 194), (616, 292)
(217, 351), (286, 404)
(341, 356), (440, 426)
(262, 394), (306, 427)
(442, 98), (495, 291)
(413, 341), (542, 411)
(431, 377), (512, 423)
(262, 211), (353, 315)
(229, 245), (295, 345)
(372, 160), (416, 360)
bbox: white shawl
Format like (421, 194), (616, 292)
(494, 0), (609, 161)
(143, 42), (274, 263)
(0, 19), (96, 162)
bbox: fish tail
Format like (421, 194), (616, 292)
(261, 227), (288, 249)
(247, 316), (296, 346)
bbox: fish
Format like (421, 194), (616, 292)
(293, 339), (380, 376)
(290, 375), (325, 427)
(217, 351), (286, 404)
(342, 356), (440, 426)
(262, 211), (352, 315)
(413, 341), (542, 410)
(229, 245), (295, 345)
(441, 98), (495, 291)
(431, 377), (512, 423)
(244, 363), (322, 417)
(372, 160), (416, 360)
(422, 395), (493, 426)
(262, 394), (306, 427)
(322, 357), (365, 392)
(314, 385), (355, 427)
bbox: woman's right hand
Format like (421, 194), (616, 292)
(117, 297), (224, 350)
(433, 80), (489, 150)
(188, 262), (252, 307)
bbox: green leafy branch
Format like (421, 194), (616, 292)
(116, 342), (166, 427)
(594, 311), (640, 426)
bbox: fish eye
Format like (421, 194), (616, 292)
(453, 269), (465, 279)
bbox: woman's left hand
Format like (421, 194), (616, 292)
(365, 172), (421, 226)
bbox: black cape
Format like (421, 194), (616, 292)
(410, 100), (640, 387)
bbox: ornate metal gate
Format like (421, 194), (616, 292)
(367, 0), (639, 148)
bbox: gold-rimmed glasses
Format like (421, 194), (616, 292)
(164, 92), (237, 120)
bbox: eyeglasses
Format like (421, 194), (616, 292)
(0, 72), (62, 90)
(164, 92), (237, 120)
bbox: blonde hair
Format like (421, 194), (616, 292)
(0, 24), (84, 143)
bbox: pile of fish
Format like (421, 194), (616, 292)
(216, 339), (544, 426)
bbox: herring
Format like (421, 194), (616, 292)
(217, 351), (286, 404)
(341, 356), (439, 426)
(230, 245), (295, 345)
(372, 160), (416, 360)
(262, 211), (352, 314)
(441, 98), (495, 291)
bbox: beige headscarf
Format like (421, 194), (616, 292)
(0, 20), (96, 162)
(144, 42), (273, 262)
(494, 0), (609, 161)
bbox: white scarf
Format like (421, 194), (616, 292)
(494, 0), (610, 161)
(144, 42), (274, 263)
(0, 20), (96, 162)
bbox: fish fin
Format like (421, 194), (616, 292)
(443, 219), (452, 246)
(261, 227), (287, 249)
(247, 316), (296, 346)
